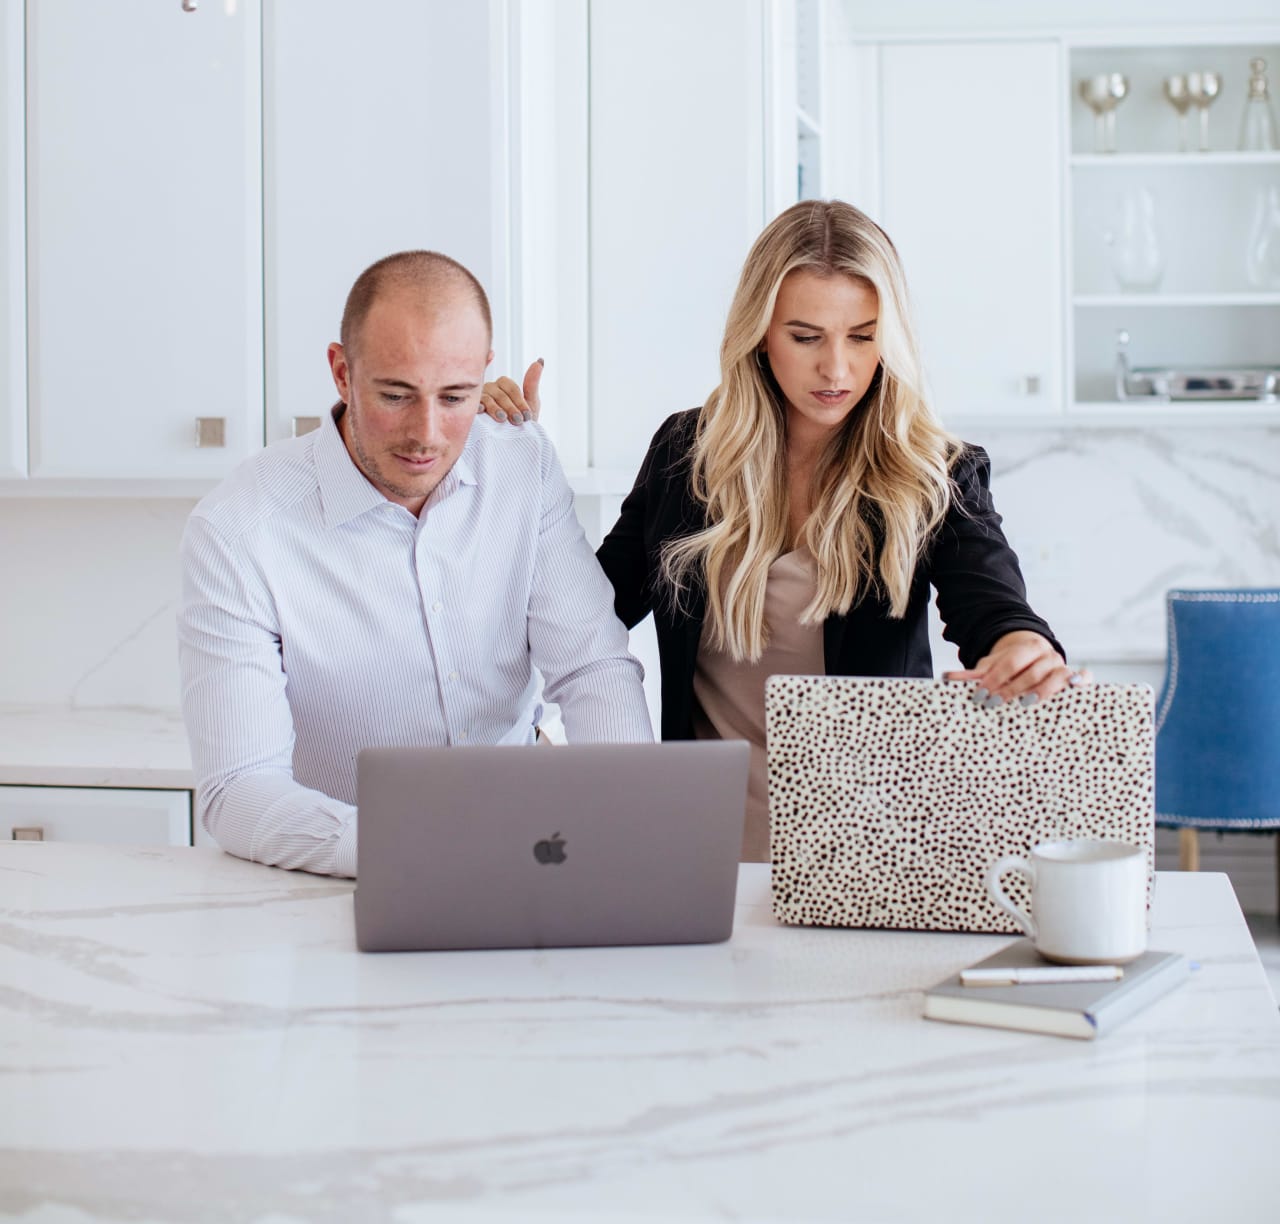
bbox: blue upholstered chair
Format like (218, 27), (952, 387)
(1155, 589), (1280, 907)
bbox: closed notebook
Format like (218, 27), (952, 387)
(923, 939), (1189, 1040)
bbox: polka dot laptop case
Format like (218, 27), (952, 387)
(764, 676), (1155, 933)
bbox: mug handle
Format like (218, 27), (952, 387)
(987, 855), (1037, 939)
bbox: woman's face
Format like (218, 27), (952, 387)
(761, 269), (881, 445)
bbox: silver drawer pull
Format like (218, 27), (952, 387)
(1018, 375), (1041, 396)
(291, 416), (321, 437)
(12, 827), (44, 842)
(182, 0), (198, 11)
(195, 417), (226, 448)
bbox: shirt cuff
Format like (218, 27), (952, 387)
(333, 816), (359, 879)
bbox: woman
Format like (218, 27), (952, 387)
(481, 200), (1074, 860)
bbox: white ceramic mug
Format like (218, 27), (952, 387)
(986, 839), (1147, 965)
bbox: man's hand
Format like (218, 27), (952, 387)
(944, 630), (1089, 707)
(479, 358), (543, 425)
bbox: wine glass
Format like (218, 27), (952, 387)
(1079, 73), (1129, 153)
(1163, 74), (1193, 152)
(1186, 71), (1222, 152)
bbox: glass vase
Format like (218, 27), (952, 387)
(1245, 184), (1280, 289)
(1106, 188), (1165, 292)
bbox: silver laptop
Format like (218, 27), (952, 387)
(354, 741), (749, 952)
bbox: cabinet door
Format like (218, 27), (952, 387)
(0, 786), (191, 847)
(26, 0), (263, 478)
(264, 0), (509, 443)
(879, 41), (1062, 420)
(588, 0), (766, 477)
(0, 0), (23, 479)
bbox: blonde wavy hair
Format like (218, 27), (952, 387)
(661, 199), (962, 662)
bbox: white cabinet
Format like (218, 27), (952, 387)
(0, 0), (24, 479)
(826, 21), (1280, 424)
(873, 41), (1063, 422)
(263, 0), (510, 443)
(12, 1), (513, 486)
(1066, 37), (1280, 412)
(25, 0), (264, 479)
(0, 786), (191, 847)
(588, 0), (767, 478)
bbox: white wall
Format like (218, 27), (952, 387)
(831, 0), (1280, 34)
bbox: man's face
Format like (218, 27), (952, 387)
(328, 287), (493, 515)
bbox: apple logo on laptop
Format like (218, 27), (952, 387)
(533, 832), (566, 864)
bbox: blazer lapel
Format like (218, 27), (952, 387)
(823, 613), (849, 674)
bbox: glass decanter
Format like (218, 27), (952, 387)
(1239, 57), (1279, 151)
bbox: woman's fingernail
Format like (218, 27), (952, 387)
(1019, 693), (1039, 707)
(971, 687), (989, 703)
(521, 410), (532, 422)
(984, 694), (1005, 708)
(494, 411), (507, 422)
(537, 357), (545, 366)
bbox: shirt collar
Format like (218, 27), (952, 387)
(315, 404), (479, 529)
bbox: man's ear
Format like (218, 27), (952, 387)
(327, 342), (351, 401)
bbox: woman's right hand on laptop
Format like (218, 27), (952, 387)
(944, 630), (1091, 708)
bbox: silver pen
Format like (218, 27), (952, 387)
(960, 965), (1124, 987)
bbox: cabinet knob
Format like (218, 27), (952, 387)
(291, 416), (322, 438)
(1018, 375), (1041, 396)
(195, 417), (226, 448)
(181, 0), (198, 11)
(12, 827), (44, 842)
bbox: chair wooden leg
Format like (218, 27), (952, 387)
(1179, 827), (1200, 872)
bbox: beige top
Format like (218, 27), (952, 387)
(691, 548), (825, 862)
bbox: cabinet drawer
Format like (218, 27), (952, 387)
(0, 786), (191, 847)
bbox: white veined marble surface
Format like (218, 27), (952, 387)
(979, 426), (1280, 663)
(1, 844), (1278, 1224)
(0, 705), (192, 789)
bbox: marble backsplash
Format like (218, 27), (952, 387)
(0, 497), (198, 710)
(1, 425), (1277, 711)
(977, 425), (1280, 666)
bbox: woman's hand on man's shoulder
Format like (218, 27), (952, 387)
(479, 359), (543, 425)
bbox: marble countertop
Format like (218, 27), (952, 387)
(2, 845), (1278, 1223)
(0, 704), (192, 789)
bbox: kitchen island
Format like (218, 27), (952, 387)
(2, 843), (1278, 1223)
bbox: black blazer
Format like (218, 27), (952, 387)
(596, 409), (1064, 741)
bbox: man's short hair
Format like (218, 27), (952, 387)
(340, 250), (493, 358)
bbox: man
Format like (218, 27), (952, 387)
(178, 251), (652, 877)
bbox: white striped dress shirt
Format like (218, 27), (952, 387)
(178, 407), (652, 878)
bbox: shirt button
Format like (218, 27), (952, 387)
(431, 600), (442, 613)
(457, 730), (468, 742)
(448, 671), (459, 683)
